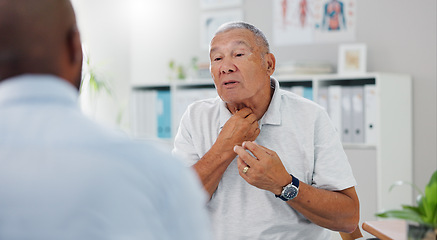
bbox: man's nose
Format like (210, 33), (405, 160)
(220, 58), (236, 74)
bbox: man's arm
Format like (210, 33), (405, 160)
(193, 108), (260, 198)
(234, 141), (359, 233)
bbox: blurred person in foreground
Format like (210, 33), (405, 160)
(173, 21), (360, 240)
(0, 0), (211, 239)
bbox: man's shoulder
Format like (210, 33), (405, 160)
(189, 96), (220, 108)
(184, 96), (221, 116)
(278, 89), (322, 110)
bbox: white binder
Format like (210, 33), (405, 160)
(341, 86), (353, 143)
(317, 87), (329, 113)
(351, 86), (365, 143)
(364, 84), (377, 145)
(290, 86), (304, 97)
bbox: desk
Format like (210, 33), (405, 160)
(362, 220), (407, 240)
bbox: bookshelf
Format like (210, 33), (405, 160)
(130, 72), (412, 233)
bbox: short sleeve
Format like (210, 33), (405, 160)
(172, 107), (201, 167)
(312, 109), (357, 191)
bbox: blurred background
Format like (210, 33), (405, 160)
(71, 0), (436, 232)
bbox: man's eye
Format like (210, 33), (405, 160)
(236, 53), (244, 57)
(214, 57), (222, 61)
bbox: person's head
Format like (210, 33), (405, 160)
(209, 21), (276, 112)
(0, 0), (82, 89)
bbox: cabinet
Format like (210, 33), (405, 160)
(130, 72), (412, 231)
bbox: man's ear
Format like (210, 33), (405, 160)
(266, 53), (276, 76)
(65, 25), (83, 90)
(67, 25), (82, 65)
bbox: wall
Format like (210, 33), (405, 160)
(73, 0), (436, 199)
(72, 0), (132, 130)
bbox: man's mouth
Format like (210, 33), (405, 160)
(224, 81), (238, 86)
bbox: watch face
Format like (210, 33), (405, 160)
(282, 184), (298, 200)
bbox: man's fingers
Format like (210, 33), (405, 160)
(234, 107), (252, 118)
(242, 141), (273, 160)
(234, 145), (258, 167)
(245, 112), (258, 124)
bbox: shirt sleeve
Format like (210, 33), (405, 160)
(312, 108), (357, 191)
(172, 107), (201, 167)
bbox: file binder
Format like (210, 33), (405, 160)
(290, 86), (304, 97)
(351, 86), (365, 143)
(156, 90), (171, 138)
(341, 86), (353, 143)
(303, 87), (313, 101)
(290, 86), (313, 101)
(364, 84), (377, 145)
(317, 87), (329, 112)
(173, 88), (217, 134)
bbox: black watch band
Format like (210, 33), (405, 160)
(275, 174), (299, 201)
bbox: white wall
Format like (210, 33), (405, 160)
(130, 0), (202, 85)
(72, 0), (436, 200)
(72, 0), (132, 130)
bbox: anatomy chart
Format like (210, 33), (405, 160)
(273, 0), (356, 45)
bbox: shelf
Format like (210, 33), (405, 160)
(130, 72), (413, 228)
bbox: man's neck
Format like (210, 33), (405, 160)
(226, 79), (275, 120)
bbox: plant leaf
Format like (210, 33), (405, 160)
(389, 180), (423, 195)
(402, 205), (421, 215)
(376, 209), (424, 224)
(422, 174), (437, 227)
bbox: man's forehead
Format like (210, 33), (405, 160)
(210, 37), (254, 54)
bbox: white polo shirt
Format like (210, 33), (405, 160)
(173, 78), (357, 240)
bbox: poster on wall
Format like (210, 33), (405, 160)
(273, 0), (356, 45)
(201, 9), (244, 49)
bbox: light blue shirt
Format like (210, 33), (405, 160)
(0, 74), (211, 240)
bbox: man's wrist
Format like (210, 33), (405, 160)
(275, 174), (300, 201)
(273, 174), (293, 195)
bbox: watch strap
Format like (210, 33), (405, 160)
(275, 174), (299, 201)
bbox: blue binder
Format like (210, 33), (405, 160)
(156, 90), (172, 138)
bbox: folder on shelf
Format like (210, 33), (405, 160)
(290, 86), (313, 101)
(351, 86), (365, 143)
(364, 84), (377, 145)
(130, 91), (141, 136)
(156, 90), (171, 139)
(131, 90), (157, 138)
(328, 85), (342, 134)
(142, 90), (158, 138)
(341, 86), (353, 143)
(172, 88), (217, 134)
(317, 87), (329, 112)
(303, 87), (313, 101)
(290, 86), (304, 97)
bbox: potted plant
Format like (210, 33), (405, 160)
(376, 170), (437, 240)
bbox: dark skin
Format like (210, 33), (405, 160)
(0, 0), (83, 89)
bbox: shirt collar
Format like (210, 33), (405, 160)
(0, 74), (79, 107)
(218, 77), (282, 129)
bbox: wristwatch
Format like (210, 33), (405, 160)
(275, 174), (299, 201)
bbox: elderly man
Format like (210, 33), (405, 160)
(0, 0), (211, 239)
(173, 21), (359, 239)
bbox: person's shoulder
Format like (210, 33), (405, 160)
(279, 89), (323, 110)
(184, 96), (220, 116)
(189, 96), (220, 109)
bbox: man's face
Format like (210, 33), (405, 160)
(209, 29), (272, 105)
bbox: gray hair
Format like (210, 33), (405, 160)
(213, 21), (270, 53)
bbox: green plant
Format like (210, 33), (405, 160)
(376, 170), (437, 230)
(81, 55), (112, 96)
